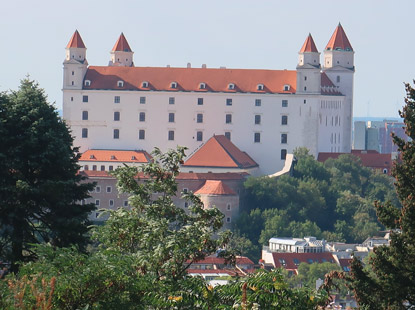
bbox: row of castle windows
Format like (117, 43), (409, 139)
(84, 79), (291, 92)
(81, 111), (288, 126)
(80, 95), (289, 108)
(321, 100), (342, 109)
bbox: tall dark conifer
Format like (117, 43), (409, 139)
(348, 82), (415, 309)
(0, 79), (95, 270)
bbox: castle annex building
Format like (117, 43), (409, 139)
(63, 24), (355, 175)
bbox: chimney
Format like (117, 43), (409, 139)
(187, 62), (191, 68)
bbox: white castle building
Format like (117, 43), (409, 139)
(63, 24), (354, 175)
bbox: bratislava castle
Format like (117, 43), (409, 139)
(63, 24), (354, 175)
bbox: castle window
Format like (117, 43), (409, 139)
(184, 202), (189, 208)
(199, 82), (206, 89)
(71, 97), (73, 101)
(117, 80), (124, 87)
(254, 132), (261, 143)
(140, 96), (146, 104)
(114, 96), (120, 103)
(96, 186), (101, 193)
(84, 165), (89, 170)
(114, 111), (120, 121)
(304, 76), (307, 81)
(169, 97), (175, 105)
(281, 115), (288, 125)
(197, 131), (203, 141)
(226, 217), (231, 223)
(100, 165), (105, 171)
(113, 129), (119, 139)
(139, 129), (145, 140)
(282, 100), (288, 107)
(225, 114), (232, 124)
(71, 81), (74, 85)
(225, 131), (231, 140)
(304, 86), (307, 91)
(228, 83), (235, 90)
(124, 200), (128, 207)
(255, 115), (261, 125)
(169, 113), (175, 123)
(168, 130), (175, 141)
(82, 111), (88, 120)
(95, 199), (100, 206)
(198, 98), (203, 105)
(170, 82), (177, 89)
(139, 112), (146, 122)
(226, 98), (232, 106)
(255, 99), (261, 106)
(142, 81), (149, 88)
(284, 85), (290, 91)
(82, 128), (88, 138)
(109, 200), (114, 207)
(257, 84), (264, 91)
(92, 165), (97, 171)
(227, 203), (231, 211)
(72, 71), (74, 76)
(281, 133), (287, 144)
(336, 76), (340, 83)
(197, 113), (203, 123)
(84, 80), (91, 87)
(106, 186), (112, 193)
(304, 100), (307, 104)
(383, 168), (388, 174)
(109, 165), (113, 171)
(281, 149), (287, 160)
(83, 95), (88, 102)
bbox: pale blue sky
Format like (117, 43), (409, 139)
(0, 0), (413, 117)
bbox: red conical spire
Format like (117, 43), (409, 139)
(299, 33), (319, 53)
(66, 30), (86, 48)
(112, 33), (132, 52)
(325, 23), (353, 51)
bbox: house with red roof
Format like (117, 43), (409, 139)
(63, 23), (355, 176)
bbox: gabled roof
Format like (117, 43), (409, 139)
(66, 30), (86, 49)
(83, 66), (297, 93)
(112, 33), (132, 52)
(325, 23), (353, 51)
(195, 180), (236, 195)
(183, 135), (258, 169)
(299, 33), (318, 53)
(271, 252), (336, 270)
(80, 150), (151, 163)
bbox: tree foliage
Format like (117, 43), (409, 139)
(346, 82), (415, 309)
(0, 79), (94, 270)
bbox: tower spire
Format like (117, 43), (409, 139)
(66, 30), (86, 49)
(109, 33), (134, 67)
(325, 23), (353, 51)
(299, 33), (319, 53)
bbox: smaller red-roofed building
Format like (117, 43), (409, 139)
(79, 149), (152, 172)
(182, 135), (259, 175)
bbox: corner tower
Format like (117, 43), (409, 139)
(63, 30), (88, 90)
(109, 33), (134, 67)
(296, 33), (321, 94)
(323, 23), (355, 152)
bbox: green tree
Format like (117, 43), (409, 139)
(347, 82), (415, 309)
(0, 79), (94, 271)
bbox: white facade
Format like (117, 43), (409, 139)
(63, 26), (354, 175)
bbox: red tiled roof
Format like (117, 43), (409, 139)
(271, 252), (336, 270)
(299, 33), (318, 53)
(187, 269), (235, 275)
(80, 150), (151, 163)
(195, 180), (236, 195)
(66, 30), (86, 49)
(338, 258), (351, 268)
(112, 33), (132, 52)
(325, 23), (353, 51)
(83, 66), (297, 93)
(321, 73), (343, 95)
(183, 135), (258, 169)
(191, 256), (254, 266)
(317, 151), (393, 173)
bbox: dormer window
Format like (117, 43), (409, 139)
(170, 82), (177, 89)
(257, 84), (264, 91)
(228, 83), (235, 90)
(89, 155), (95, 159)
(110, 155), (116, 160)
(131, 156), (137, 160)
(84, 80), (91, 87)
(117, 80), (124, 87)
(283, 85), (290, 91)
(142, 81), (149, 88)
(199, 82), (206, 89)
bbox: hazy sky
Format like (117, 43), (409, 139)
(1, 0), (413, 117)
